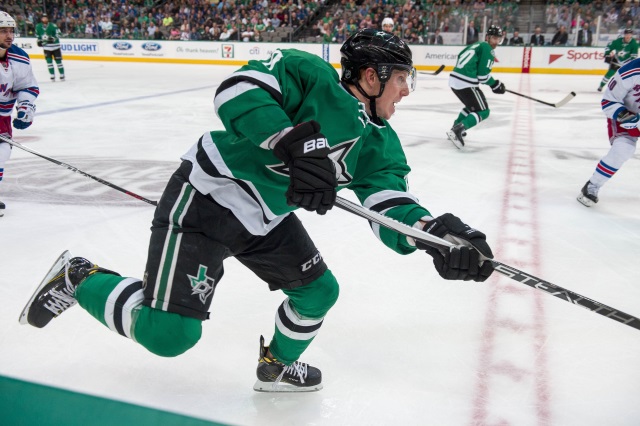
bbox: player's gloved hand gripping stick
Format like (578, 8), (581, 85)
(419, 213), (494, 282)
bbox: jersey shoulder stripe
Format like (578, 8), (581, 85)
(619, 58), (640, 79)
(7, 45), (30, 65)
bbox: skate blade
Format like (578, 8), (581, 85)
(446, 130), (464, 149)
(577, 194), (596, 207)
(19, 250), (71, 325)
(253, 380), (323, 393)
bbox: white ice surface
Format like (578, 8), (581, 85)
(1, 59), (640, 426)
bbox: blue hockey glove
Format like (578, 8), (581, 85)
(416, 213), (494, 282)
(614, 108), (639, 130)
(273, 120), (337, 215)
(13, 101), (36, 130)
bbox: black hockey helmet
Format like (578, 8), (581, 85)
(624, 28), (634, 34)
(486, 25), (503, 38)
(340, 29), (416, 123)
(340, 28), (414, 87)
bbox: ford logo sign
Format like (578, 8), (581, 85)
(142, 42), (162, 51)
(113, 42), (133, 51)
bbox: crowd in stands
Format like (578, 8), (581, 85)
(2, 0), (639, 45)
(544, 0), (640, 46)
(4, 0), (322, 42)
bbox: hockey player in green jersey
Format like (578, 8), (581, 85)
(447, 25), (506, 149)
(20, 29), (494, 392)
(598, 28), (638, 92)
(35, 14), (65, 82)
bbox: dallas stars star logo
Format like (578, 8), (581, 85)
(268, 137), (358, 185)
(187, 265), (216, 304)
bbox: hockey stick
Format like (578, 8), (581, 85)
(419, 64), (445, 76)
(0, 135), (158, 206)
(505, 89), (576, 108)
(334, 196), (640, 332)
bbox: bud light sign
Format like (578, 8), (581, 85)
(60, 42), (99, 54)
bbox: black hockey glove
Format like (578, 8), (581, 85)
(416, 213), (494, 282)
(604, 55), (613, 64)
(37, 39), (43, 47)
(273, 120), (337, 215)
(490, 80), (506, 94)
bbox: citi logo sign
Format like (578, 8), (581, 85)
(113, 42), (132, 51)
(142, 42), (162, 51)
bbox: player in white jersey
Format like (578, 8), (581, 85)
(578, 57), (640, 207)
(0, 11), (40, 216)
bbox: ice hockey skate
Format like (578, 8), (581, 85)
(577, 181), (599, 207)
(446, 123), (466, 149)
(0, 200), (5, 217)
(253, 335), (323, 392)
(19, 250), (117, 327)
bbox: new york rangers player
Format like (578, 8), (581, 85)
(578, 57), (640, 207)
(0, 11), (39, 216)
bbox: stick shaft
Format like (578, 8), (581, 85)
(419, 64), (445, 76)
(0, 135), (158, 206)
(505, 89), (576, 108)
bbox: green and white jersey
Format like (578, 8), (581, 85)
(449, 41), (497, 90)
(35, 22), (62, 51)
(182, 49), (430, 253)
(605, 37), (639, 65)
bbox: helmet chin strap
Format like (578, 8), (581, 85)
(354, 79), (386, 124)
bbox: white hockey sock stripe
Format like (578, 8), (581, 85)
(275, 299), (324, 341)
(104, 277), (144, 339)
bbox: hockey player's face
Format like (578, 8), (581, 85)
(487, 35), (501, 49)
(376, 69), (411, 120)
(0, 27), (14, 49)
